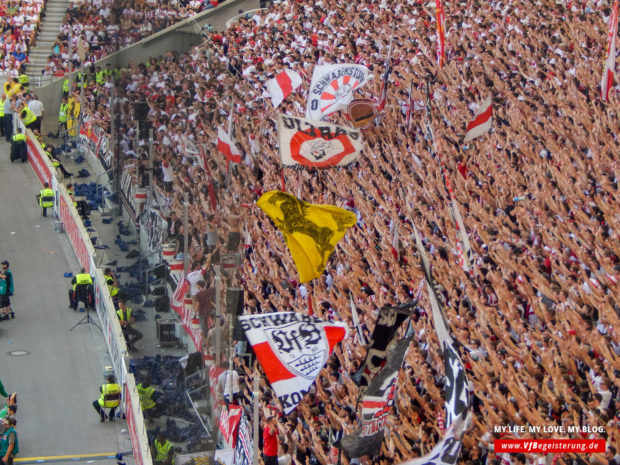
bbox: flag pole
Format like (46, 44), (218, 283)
(252, 369), (260, 465)
(225, 101), (234, 191)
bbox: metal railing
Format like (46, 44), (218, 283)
(225, 8), (267, 27)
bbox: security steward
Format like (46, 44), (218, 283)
(104, 268), (119, 300)
(69, 268), (93, 311)
(42, 144), (73, 179)
(0, 93), (5, 137)
(61, 81), (70, 104)
(10, 128), (26, 163)
(38, 182), (55, 217)
(137, 376), (156, 421)
(152, 432), (174, 465)
(117, 300), (143, 351)
(18, 73), (29, 92)
(57, 96), (68, 139)
(92, 375), (121, 422)
(19, 102), (37, 130)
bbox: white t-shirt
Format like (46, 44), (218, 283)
(162, 160), (174, 183)
(217, 370), (240, 398)
(28, 100), (44, 117)
(278, 454), (292, 465)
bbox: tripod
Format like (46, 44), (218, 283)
(70, 306), (101, 331)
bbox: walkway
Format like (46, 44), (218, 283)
(0, 139), (133, 464)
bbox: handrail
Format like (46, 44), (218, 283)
(225, 8), (266, 28)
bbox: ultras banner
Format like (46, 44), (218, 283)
(277, 114), (362, 167)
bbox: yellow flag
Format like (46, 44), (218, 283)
(257, 190), (357, 283)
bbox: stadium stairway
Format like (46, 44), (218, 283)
(27, 0), (71, 78)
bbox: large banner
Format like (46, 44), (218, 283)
(58, 192), (92, 272)
(277, 114), (362, 167)
(239, 312), (347, 414)
(120, 166), (139, 224)
(171, 273), (203, 351)
(26, 134), (52, 186)
(140, 208), (166, 254)
(357, 302), (415, 393)
(306, 64), (370, 120)
(79, 121), (112, 170)
(341, 336), (412, 458)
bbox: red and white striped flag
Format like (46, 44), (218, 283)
(601, 0), (619, 102)
(217, 126), (241, 165)
(266, 69), (302, 108)
(463, 97), (493, 142)
(436, 0), (446, 67)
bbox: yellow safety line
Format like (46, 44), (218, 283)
(15, 453), (115, 461)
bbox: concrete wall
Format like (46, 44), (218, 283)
(35, 0), (261, 132)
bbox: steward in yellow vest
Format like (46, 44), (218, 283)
(92, 375), (121, 422)
(10, 128), (27, 163)
(19, 105), (36, 128)
(62, 78), (70, 97)
(18, 74), (29, 91)
(95, 67), (105, 85)
(152, 433), (174, 465)
(69, 268), (93, 310)
(137, 376), (156, 421)
(104, 268), (119, 297)
(117, 300), (143, 351)
(38, 182), (54, 217)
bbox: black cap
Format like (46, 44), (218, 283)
(1, 261), (8, 266)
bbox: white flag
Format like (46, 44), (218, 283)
(239, 313), (347, 413)
(463, 97), (493, 142)
(266, 69), (303, 108)
(306, 64), (370, 120)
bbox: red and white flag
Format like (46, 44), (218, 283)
(463, 97), (493, 142)
(601, 0), (619, 102)
(217, 126), (241, 165)
(266, 69), (303, 108)
(239, 312), (347, 414)
(219, 404), (243, 448)
(171, 272), (187, 315)
(436, 0), (446, 67)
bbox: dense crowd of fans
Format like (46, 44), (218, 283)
(43, 0), (222, 76)
(0, 0), (46, 75)
(70, 0), (619, 464)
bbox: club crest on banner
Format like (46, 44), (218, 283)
(277, 114), (362, 167)
(265, 319), (327, 380)
(239, 312), (348, 414)
(307, 64), (370, 120)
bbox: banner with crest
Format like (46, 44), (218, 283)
(277, 114), (362, 168)
(239, 312), (347, 414)
(306, 64), (370, 120)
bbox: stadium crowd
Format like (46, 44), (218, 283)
(43, 0), (222, 76)
(70, 0), (619, 464)
(0, 0), (45, 76)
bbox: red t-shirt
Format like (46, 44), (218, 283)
(263, 425), (278, 457)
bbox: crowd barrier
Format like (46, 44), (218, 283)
(25, 128), (153, 465)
